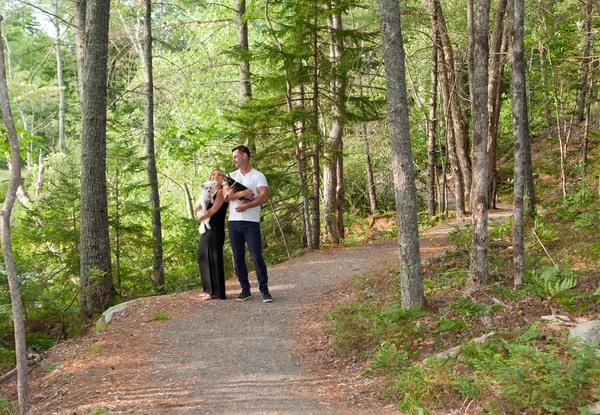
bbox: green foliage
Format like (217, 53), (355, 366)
(88, 344), (102, 354)
(488, 216), (512, 241)
(326, 301), (424, 360)
(450, 297), (503, 316)
(89, 408), (109, 415)
(527, 266), (578, 305)
(494, 343), (600, 413)
(434, 315), (466, 333)
(0, 347), (15, 370)
(447, 224), (471, 250)
(391, 329), (600, 414)
(0, 396), (15, 414)
(151, 311), (169, 321)
(25, 332), (55, 351)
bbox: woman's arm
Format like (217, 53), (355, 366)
(196, 190), (225, 222)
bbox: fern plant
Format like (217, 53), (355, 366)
(528, 266), (578, 305)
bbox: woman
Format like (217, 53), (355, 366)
(195, 168), (229, 300)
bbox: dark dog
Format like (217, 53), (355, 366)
(224, 175), (251, 202)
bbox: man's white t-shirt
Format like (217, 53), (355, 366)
(228, 169), (268, 223)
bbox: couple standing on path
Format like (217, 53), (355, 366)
(194, 145), (273, 303)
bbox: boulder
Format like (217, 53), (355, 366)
(569, 320), (600, 346)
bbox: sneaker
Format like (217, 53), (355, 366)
(236, 291), (252, 301)
(261, 291), (273, 303)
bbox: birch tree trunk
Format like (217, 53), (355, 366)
(79, 0), (114, 314)
(379, 0), (424, 308)
(509, 0), (527, 286)
(0, 15), (31, 414)
(143, 0), (165, 292)
(468, 0), (491, 287)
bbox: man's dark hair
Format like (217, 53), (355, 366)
(232, 145), (251, 158)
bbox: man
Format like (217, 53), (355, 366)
(224, 145), (273, 303)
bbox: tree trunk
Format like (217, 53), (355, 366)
(362, 122), (378, 215)
(427, 37), (438, 216)
(35, 153), (45, 196)
(336, 151), (344, 239)
(487, 0), (508, 209)
(538, 43), (552, 129)
(310, 8), (321, 250)
(575, 0), (593, 123)
(54, 0), (66, 152)
(73, 0), (86, 97)
(379, 0), (424, 308)
(297, 83), (313, 249)
(468, 0), (491, 287)
(435, 0), (472, 207)
(183, 183), (194, 219)
(432, 0), (466, 217)
(509, 0), (527, 287)
(79, 0), (114, 314)
(143, 0), (165, 292)
(0, 16), (30, 414)
(323, 2), (346, 244)
(237, 0), (252, 102)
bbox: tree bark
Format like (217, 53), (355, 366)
(362, 122), (378, 215)
(54, 0), (66, 152)
(509, 0), (527, 287)
(487, 0), (508, 209)
(468, 0), (491, 287)
(427, 36), (438, 216)
(79, 0), (114, 314)
(143, 0), (165, 292)
(432, 0), (466, 216)
(436, 0), (471, 206)
(237, 0), (252, 102)
(379, 0), (424, 308)
(0, 15), (31, 415)
(310, 7), (321, 250)
(73, 0), (86, 97)
(323, 1), (346, 244)
(538, 42), (552, 128)
(575, 0), (593, 123)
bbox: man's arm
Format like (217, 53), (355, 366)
(235, 186), (268, 212)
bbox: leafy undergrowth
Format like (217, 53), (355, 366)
(325, 198), (600, 414)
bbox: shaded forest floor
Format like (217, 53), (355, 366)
(0, 208), (512, 414)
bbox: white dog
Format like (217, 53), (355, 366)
(196, 180), (216, 234)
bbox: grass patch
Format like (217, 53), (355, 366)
(151, 311), (169, 321)
(88, 344), (101, 354)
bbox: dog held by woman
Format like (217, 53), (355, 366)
(197, 180), (216, 234)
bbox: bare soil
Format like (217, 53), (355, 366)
(0, 208), (512, 415)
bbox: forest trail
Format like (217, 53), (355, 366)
(3, 207), (512, 414)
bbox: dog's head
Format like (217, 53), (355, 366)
(223, 175), (234, 187)
(200, 180), (217, 194)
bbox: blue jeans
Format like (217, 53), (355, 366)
(228, 221), (269, 293)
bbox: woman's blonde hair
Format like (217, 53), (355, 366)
(208, 168), (225, 180)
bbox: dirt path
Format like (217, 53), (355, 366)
(3, 208), (511, 415)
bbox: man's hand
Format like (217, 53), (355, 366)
(235, 203), (249, 212)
